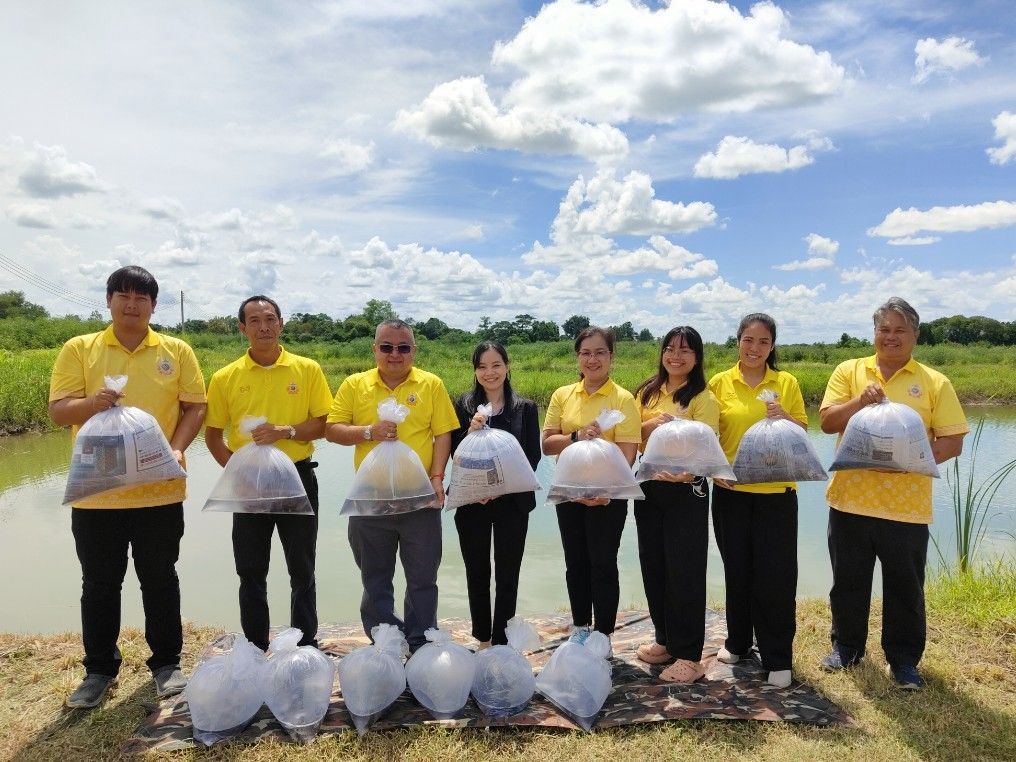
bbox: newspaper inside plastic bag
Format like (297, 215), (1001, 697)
(547, 409), (644, 504)
(341, 397), (436, 516)
(203, 417), (313, 514)
(336, 623), (409, 735)
(257, 628), (335, 743)
(470, 616), (540, 717)
(637, 418), (736, 482)
(63, 375), (187, 505)
(405, 628), (476, 720)
(731, 390), (828, 485)
(534, 630), (612, 732)
(447, 403), (541, 510)
(183, 633), (266, 747)
(829, 397), (940, 477)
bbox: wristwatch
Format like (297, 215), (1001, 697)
(570, 430), (578, 442)
(363, 425), (372, 441)
(286, 425), (297, 440)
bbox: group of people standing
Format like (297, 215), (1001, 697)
(49, 265), (967, 710)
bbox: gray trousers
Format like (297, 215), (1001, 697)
(347, 508), (442, 650)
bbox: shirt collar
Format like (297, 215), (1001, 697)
(368, 365), (421, 390)
(102, 325), (159, 350)
(577, 378), (616, 398)
(864, 354), (919, 381)
(731, 363), (778, 387)
(242, 344), (292, 369)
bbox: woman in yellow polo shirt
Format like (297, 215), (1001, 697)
(633, 326), (719, 683)
(542, 326), (641, 648)
(708, 313), (807, 689)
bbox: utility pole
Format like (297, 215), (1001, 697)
(180, 290), (185, 332)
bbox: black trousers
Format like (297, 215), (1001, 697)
(454, 495), (530, 644)
(555, 499), (628, 635)
(634, 479), (709, 662)
(711, 485), (797, 671)
(232, 460), (319, 651)
(71, 502), (185, 677)
(827, 507), (929, 668)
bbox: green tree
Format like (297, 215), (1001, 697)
(362, 299), (397, 327)
(611, 321), (636, 341)
(530, 319), (560, 342)
(562, 314), (590, 338)
(637, 328), (653, 342)
(477, 316), (492, 337)
(417, 317), (451, 340)
(0, 291), (48, 320)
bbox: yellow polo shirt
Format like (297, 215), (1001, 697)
(822, 356), (969, 524)
(49, 326), (206, 508)
(708, 364), (809, 494)
(543, 379), (642, 444)
(636, 385), (720, 452)
(205, 346), (333, 462)
(327, 366), (458, 472)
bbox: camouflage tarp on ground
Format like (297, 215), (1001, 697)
(122, 609), (853, 753)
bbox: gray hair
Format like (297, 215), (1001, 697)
(374, 319), (415, 342)
(873, 297), (920, 333)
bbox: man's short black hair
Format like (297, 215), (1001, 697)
(238, 295), (282, 324)
(106, 265), (159, 301)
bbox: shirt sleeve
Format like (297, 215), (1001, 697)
(204, 371), (228, 429)
(49, 339), (86, 402)
(307, 363), (334, 419)
(930, 376), (969, 437)
(820, 360), (856, 411)
(176, 343), (207, 403)
(429, 379), (460, 437)
(327, 377), (356, 424)
(693, 389), (721, 433)
(781, 373), (809, 427)
(614, 392), (643, 443)
(543, 387), (565, 431)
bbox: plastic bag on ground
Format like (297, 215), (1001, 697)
(470, 616), (540, 717)
(63, 375), (187, 505)
(257, 628), (335, 743)
(547, 409), (644, 504)
(336, 623), (409, 735)
(829, 397), (939, 477)
(184, 633), (267, 747)
(341, 397), (436, 516)
(637, 418), (736, 482)
(534, 630), (612, 732)
(203, 417), (313, 514)
(447, 403), (541, 510)
(405, 628), (476, 720)
(731, 391), (828, 485)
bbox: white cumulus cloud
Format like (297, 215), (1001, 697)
(694, 135), (832, 179)
(6, 202), (57, 228)
(913, 36), (986, 84)
(887, 236), (941, 246)
(868, 201), (1016, 238)
(774, 233), (839, 270)
(321, 138), (375, 174)
(16, 142), (107, 198)
(987, 111), (1016, 166)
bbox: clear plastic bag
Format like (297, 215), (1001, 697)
(829, 397), (939, 477)
(184, 633), (266, 747)
(336, 623), (409, 735)
(63, 375), (186, 505)
(447, 403), (541, 510)
(203, 417), (313, 514)
(470, 616), (540, 717)
(637, 418), (736, 482)
(257, 628), (335, 743)
(547, 409), (644, 504)
(731, 391), (828, 485)
(534, 630), (612, 732)
(341, 397), (436, 516)
(404, 628), (476, 720)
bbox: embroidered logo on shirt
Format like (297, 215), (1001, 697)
(908, 384), (922, 397)
(406, 393), (418, 406)
(156, 357), (174, 375)
(287, 381), (299, 395)
(239, 384), (250, 394)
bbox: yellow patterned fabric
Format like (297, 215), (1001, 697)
(543, 379), (642, 444)
(821, 356), (969, 524)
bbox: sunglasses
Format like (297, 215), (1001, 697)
(377, 343), (414, 355)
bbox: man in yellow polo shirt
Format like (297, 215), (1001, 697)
(326, 319), (458, 651)
(819, 297), (968, 689)
(205, 296), (332, 651)
(49, 266), (206, 709)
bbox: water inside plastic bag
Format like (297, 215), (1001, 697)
(258, 628), (335, 743)
(336, 623), (409, 735)
(829, 398), (939, 477)
(638, 418), (735, 482)
(547, 410), (644, 504)
(534, 630), (612, 732)
(184, 633), (266, 747)
(731, 391), (827, 485)
(470, 616), (540, 717)
(405, 628), (476, 720)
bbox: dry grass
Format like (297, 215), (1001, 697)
(3, 578), (1015, 761)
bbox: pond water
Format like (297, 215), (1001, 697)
(1, 407), (1013, 635)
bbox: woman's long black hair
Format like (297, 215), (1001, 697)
(634, 326), (707, 409)
(737, 312), (779, 370)
(462, 340), (515, 417)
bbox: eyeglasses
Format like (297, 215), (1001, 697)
(577, 349), (610, 359)
(377, 343), (414, 355)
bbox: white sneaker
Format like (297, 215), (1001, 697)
(568, 626), (592, 645)
(717, 647), (743, 664)
(767, 669), (792, 688)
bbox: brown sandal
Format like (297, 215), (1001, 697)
(659, 658), (705, 683)
(636, 642), (673, 665)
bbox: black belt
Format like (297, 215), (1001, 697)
(294, 458), (318, 470)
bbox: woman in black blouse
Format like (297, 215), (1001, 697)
(450, 341), (541, 648)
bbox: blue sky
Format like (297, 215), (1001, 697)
(0, 0), (1013, 341)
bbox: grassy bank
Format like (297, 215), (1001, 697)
(4, 339), (1016, 436)
(2, 568), (1013, 761)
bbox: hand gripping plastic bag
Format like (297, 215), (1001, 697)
(341, 397), (436, 516)
(829, 397), (940, 477)
(470, 616), (540, 717)
(63, 375), (187, 505)
(547, 409), (644, 504)
(404, 628), (476, 720)
(203, 417), (313, 514)
(257, 628), (335, 743)
(336, 623), (409, 735)
(637, 418), (736, 482)
(534, 630), (612, 732)
(184, 634), (267, 747)
(447, 403), (541, 510)
(731, 390), (828, 485)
